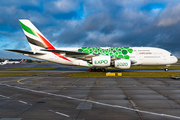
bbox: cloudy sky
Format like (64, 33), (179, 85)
(0, 0), (180, 59)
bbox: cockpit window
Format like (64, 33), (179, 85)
(170, 54), (173, 56)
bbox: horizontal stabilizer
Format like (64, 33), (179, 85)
(5, 49), (45, 55)
(40, 49), (90, 55)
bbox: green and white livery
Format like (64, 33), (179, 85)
(5, 19), (178, 72)
(78, 47), (133, 59)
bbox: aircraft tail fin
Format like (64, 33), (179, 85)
(19, 19), (55, 52)
(19, 59), (24, 63)
(18, 20), (71, 62)
(4, 60), (8, 64)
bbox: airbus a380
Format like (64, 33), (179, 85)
(5, 20), (178, 71)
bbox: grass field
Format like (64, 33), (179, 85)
(130, 65), (180, 70)
(0, 72), (44, 77)
(6, 67), (57, 71)
(80, 64), (180, 70)
(66, 72), (180, 78)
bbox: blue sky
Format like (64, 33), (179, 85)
(0, 0), (180, 59)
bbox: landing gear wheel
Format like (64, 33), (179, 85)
(89, 68), (96, 72)
(164, 68), (168, 72)
(101, 68), (105, 72)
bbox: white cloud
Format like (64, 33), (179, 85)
(87, 30), (124, 44)
(157, 3), (180, 27)
(53, 0), (78, 13)
(64, 19), (84, 29)
(151, 8), (162, 16)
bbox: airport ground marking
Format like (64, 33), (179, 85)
(19, 100), (28, 105)
(0, 94), (9, 99)
(18, 100), (33, 106)
(17, 99), (32, 106)
(0, 94), (32, 106)
(49, 109), (70, 117)
(17, 77), (35, 84)
(16, 77), (85, 88)
(1, 83), (180, 119)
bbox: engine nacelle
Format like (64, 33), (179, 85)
(92, 56), (111, 67)
(114, 59), (131, 69)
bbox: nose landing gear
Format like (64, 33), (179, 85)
(164, 65), (170, 71)
(164, 68), (168, 71)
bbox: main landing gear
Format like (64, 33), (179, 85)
(89, 68), (106, 72)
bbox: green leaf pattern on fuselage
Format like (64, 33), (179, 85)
(78, 47), (133, 59)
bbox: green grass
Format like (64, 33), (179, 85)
(80, 65), (180, 70)
(130, 65), (180, 70)
(6, 67), (57, 71)
(0, 72), (44, 77)
(66, 72), (180, 78)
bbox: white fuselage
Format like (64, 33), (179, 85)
(127, 47), (177, 65)
(25, 47), (178, 68)
(6, 61), (21, 64)
(0, 60), (22, 65)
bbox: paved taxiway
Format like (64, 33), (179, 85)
(1, 74), (180, 120)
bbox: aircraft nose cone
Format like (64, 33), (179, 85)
(175, 56), (178, 63)
(171, 56), (178, 64)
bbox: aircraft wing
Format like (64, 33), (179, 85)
(40, 49), (99, 61)
(5, 49), (45, 55)
(40, 49), (91, 55)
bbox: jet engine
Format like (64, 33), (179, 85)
(92, 56), (111, 67)
(114, 59), (131, 69)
